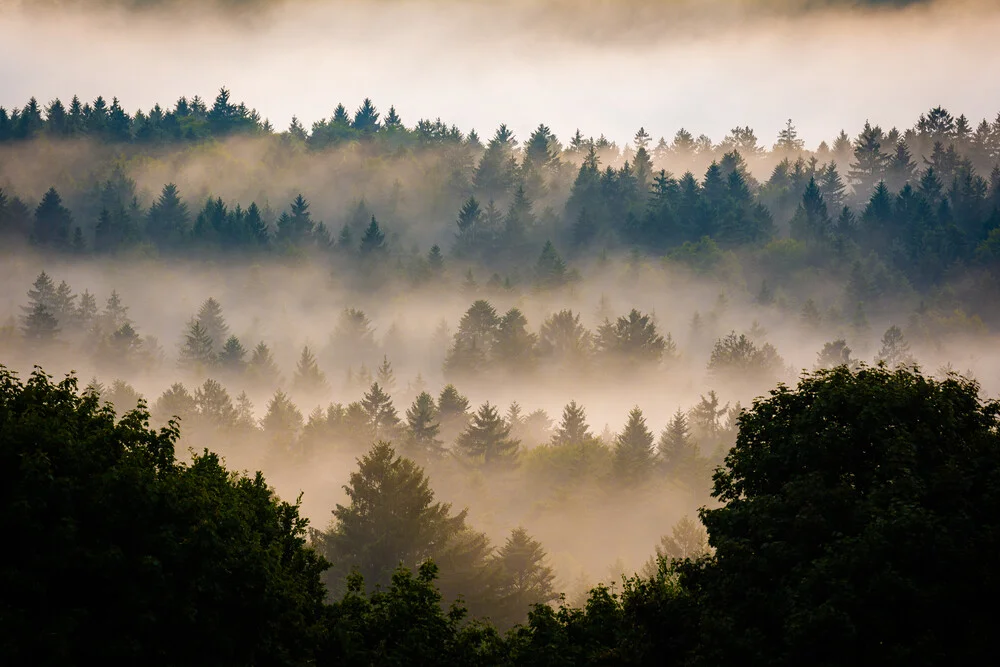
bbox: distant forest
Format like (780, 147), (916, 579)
(2, 90), (1000, 325)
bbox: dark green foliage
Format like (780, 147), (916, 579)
(32, 187), (73, 248)
(595, 309), (669, 367)
(456, 402), (520, 468)
(0, 366), (329, 666)
(681, 365), (1000, 666)
(613, 406), (656, 482)
(315, 442), (471, 595)
(491, 527), (557, 630)
(406, 391), (444, 458)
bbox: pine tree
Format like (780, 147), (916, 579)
(314, 442), (474, 595)
(152, 382), (197, 425)
(218, 335), (247, 374)
(32, 187), (72, 248)
(195, 298), (228, 355)
(21, 302), (59, 341)
(690, 390), (729, 443)
(456, 402), (520, 468)
(247, 341), (281, 387)
(292, 346), (328, 394)
(406, 391), (444, 457)
(261, 390), (304, 450)
(551, 400), (594, 446)
(493, 308), (537, 371)
(613, 407), (656, 482)
(361, 382), (401, 441)
(376, 355), (396, 395)
(535, 240), (568, 288)
(491, 527), (557, 630)
(775, 118), (805, 154)
(658, 409), (699, 477)
(876, 325), (915, 367)
(194, 378), (236, 428)
(359, 215), (387, 256)
(790, 177), (832, 242)
(178, 320), (216, 372)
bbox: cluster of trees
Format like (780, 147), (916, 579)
(4, 361), (996, 664)
(4, 95), (1000, 320)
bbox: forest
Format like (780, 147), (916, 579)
(2, 79), (1000, 665)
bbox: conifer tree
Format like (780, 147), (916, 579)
(456, 402), (520, 468)
(538, 310), (591, 365)
(438, 384), (471, 442)
(32, 187), (72, 248)
(247, 341), (281, 387)
(21, 302), (59, 341)
(218, 335), (248, 374)
(196, 297), (229, 354)
(194, 378), (236, 428)
(817, 339), (856, 369)
(361, 382), (401, 441)
(875, 325), (915, 367)
(178, 320), (216, 372)
(612, 406), (656, 481)
(535, 240), (568, 288)
(658, 409), (699, 477)
(405, 391), (444, 458)
(315, 442), (474, 595)
(359, 215), (387, 256)
(551, 400), (594, 446)
(292, 345), (328, 394)
(690, 390), (729, 444)
(261, 390), (303, 451)
(492, 527), (557, 630)
(376, 355), (396, 395)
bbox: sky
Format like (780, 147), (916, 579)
(1, 0), (999, 147)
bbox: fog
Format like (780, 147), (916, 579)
(3, 0), (1000, 146)
(3, 0), (1000, 616)
(2, 246), (996, 592)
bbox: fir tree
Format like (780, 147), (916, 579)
(456, 402), (520, 468)
(551, 400), (594, 446)
(361, 382), (401, 441)
(613, 406), (656, 482)
(876, 325), (915, 367)
(658, 409), (699, 477)
(405, 391), (444, 458)
(195, 298), (228, 355)
(218, 335), (248, 374)
(247, 341), (281, 387)
(292, 346), (328, 394)
(178, 320), (216, 372)
(491, 527), (557, 630)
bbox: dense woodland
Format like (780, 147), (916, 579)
(2, 88), (1000, 665)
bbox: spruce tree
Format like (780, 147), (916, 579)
(361, 382), (401, 441)
(535, 240), (568, 288)
(658, 409), (699, 477)
(21, 302), (59, 341)
(196, 298), (229, 355)
(405, 391), (443, 458)
(247, 341), (281, 387)
(194, 378), (236, 428)
(456, 402), (520, 468)
(315, 442), (472, 594)
(218, 335), (247, 374)
(612, 406), (656, 481)
(375, 355), (396, 395)
(491, 527), (557, 630)
(876, 325), (915, 367)
(292, 345), (328, 394)
(261, 390), (303, 450)
(32, 187), (72, 248)
(178, 320), (216, 372)
(551, 400), (594, 446)
(359, 215), (387, 256)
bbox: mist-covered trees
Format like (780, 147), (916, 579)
(456, 402), (520, 468)
(314, 442), (471, 594)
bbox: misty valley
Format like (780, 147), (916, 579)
(2, 82), (1000, 665)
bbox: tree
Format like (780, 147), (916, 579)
(437, 384), (471, 442)
(247, 341), (281, 387)
(538, 310), (591, 366)
(658, 409), (699, 478)
(195, 297), (228, 355)
(774, 118), (805, 154)
(493, 308), (537, 372)
(682, 366), (1000, 665)
(875, 324), (915, 367)
(551, 400), (594, 446)
(535, 240), (569, 288)
(314, 442), (470, 594)
(492, 527), (557, 630)
(21, 302), (59, 341)
(789, 177), (832, 242)
(613, 407), (656, 482)
(193, 378), (236, 429)
(848, 121), (889, 196)
(293, 345), (328, 394)
(146, 183), (190, 247)
(405, 391), (444, 458)
(690, 390), (729, 444)
(261, 390), (304, 451)
(0, 366), (329, 666)
(595, 309), (668, 366)
(218, 335), (247, 374)
(708, 331), (785, 382)
(276, 194), (314, 247)
(178, 320), (216, 372)
(376, 355), (396, 395)
(455, 402), (520, 468)
(360, 382), (401, 442)
(359, 215), (387, 256)
(32, 187), (73, 248)
(816, 339), (856, 369)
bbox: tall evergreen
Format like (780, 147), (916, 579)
(551, 400), (594, 446)
(658, 409), (699, 477)
(178, 320), (216, 372)
(292, 345), (328, 394)
(360, 382), (401, 441)
(32, 187), (73, 248)
(405, 391), (444, 458)
(456, 402), (520, 468)
(613, 406), (656, 481)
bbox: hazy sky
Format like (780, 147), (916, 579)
(1, 0), (998, 147)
